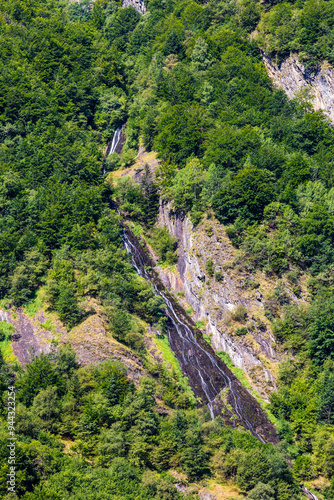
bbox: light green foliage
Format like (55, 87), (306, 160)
(0, 321), (14, 343)
(191, 37), (211, 71)
(148, 227), (178, 265)
(0, 321), (16, 363)
(256, 0), (334, 69)
(167, 158), (206, 213)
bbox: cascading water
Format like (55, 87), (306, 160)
(103, 127), (124, 174)
(108, 127), (122, 156)
(301, 487), (320, 500)
(122, 225), (279, 444)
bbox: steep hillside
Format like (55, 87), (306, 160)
(1, 0), (334, 499)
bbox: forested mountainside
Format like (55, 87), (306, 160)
(1, 0), (334, 499)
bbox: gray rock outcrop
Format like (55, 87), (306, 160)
(122, 0), (146, 15)
(156, 202), (281, 400)
(263, 53), (334, 123)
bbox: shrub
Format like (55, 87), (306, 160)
(231, 305), (248, 323)
(246, 482), (275, 500)
(235, 327), (248, 336)
(149, 227), (178, 264)
(205, 260), (214, 277)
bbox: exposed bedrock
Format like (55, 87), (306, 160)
(263, 52), (334, 123)
(156, 202), (281, 400)
(122, 0), (146, 15)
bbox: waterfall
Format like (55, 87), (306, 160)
(121, 224), (279, 444)
(108, 127), (122, 156)
(103, 126), (123, 175)
(301, 486), (320, 500)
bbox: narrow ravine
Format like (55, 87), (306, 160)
(122, 225), (279, 444)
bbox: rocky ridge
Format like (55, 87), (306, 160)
(263, 53), (334, 123)
(155, 202), (282, 401)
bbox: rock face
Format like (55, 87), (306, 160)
(122, 0), (146, 15)
(156, 202), (281, 400)
(263, 53), (334, 123)
(0, 308), (57, 364)
(0, 302), (144, 382)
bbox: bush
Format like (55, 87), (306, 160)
(0, 321), (14, 342)
(149, 227), (178, 264)
(215, 270), (222, 281)
(231, 305), (248, 323)
(235, 327), (248, 336)
(247, 482), (275, 500)
(205, 260), (214, 277)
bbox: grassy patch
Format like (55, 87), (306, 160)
(0, 321), (18, 363)
(23, 290), (45, 318)
(153, 334), (196, 404)
(203, 333), (211, 345)
(196, 319), (207, 330)
(37, 318), (57, 333)
(158, 261), (178, 273)
(217, 351), (252, 390)
(154, 334), (183, 376)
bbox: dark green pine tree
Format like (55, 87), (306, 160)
(140, 164), (159, 226)
(105, 374), (121, 406)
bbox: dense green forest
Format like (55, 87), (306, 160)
(0, 344), (303, 499)
(1, 0), (334, 498)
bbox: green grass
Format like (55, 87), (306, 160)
(38, 318), (57, 333)
(203, 333), (211, 345)
(0, 321), (18, 363)
(23, 290), (45, 317)
(153, 334), (196, 404)
(196, 320), (206, 329)
(217, 351), (252, 390)
(154, 334), (183, 376)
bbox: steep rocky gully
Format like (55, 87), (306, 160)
(122, 223), (278, 444)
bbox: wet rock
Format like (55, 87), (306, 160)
(123, 225), (279, 443)
(156, 201), (281, 399)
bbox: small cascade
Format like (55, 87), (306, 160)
(105, 126), (123, 158)
(108, 127), (123, 156)
(103, 126), (124, 175)
(301, 486), (320, 500)
(122, 225), (279, 444)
